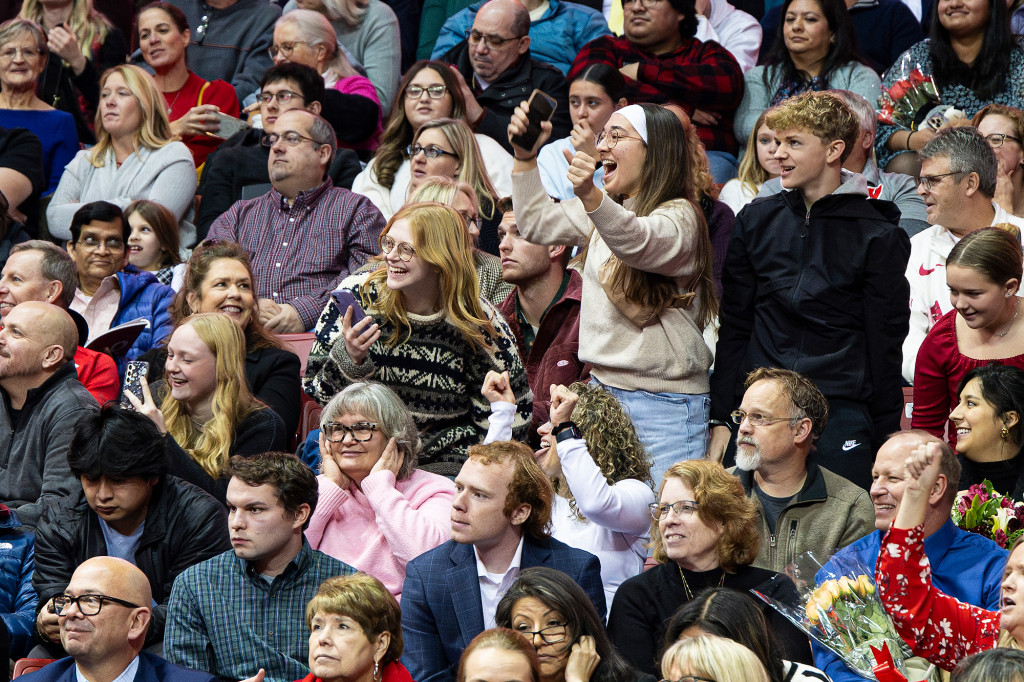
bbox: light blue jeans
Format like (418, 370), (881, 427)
(706, 151), (740, 186)
(594, 379), (710, 488)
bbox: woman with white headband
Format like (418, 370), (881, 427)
(508, 102), (717, 484)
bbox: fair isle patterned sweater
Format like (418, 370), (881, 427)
(303, 273), (532, 476)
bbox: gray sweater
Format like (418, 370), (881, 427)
(171, 0), (280, 102)
(0, 363), (98, 529)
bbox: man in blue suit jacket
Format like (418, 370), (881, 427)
(20, 556), (216, 682)
(401, 440), (605, 682)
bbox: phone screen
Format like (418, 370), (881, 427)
(333, 290), (368, 326)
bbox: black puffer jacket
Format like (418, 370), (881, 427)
(32, 475), (230, 648)
(710, 172), (911, 441)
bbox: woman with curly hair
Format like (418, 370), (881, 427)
(484, 376), (653, 607)
(605, 460), (810, 676)
(303, 202), (531, 476)
(352, 60), (512, 221)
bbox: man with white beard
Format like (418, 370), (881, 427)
(728, 367), (874, 572)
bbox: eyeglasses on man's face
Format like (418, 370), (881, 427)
(259, 89), (303, 105)
(323, 421), (378, 443)
(468, 30), (523, 50)
(380, 234), (416, 262)
(77, 236), (125, 251)
(52, 593), (141, 616)
(729, 410), (798, 427)
(915, 171), (964, 191)
(262, 131), (321, 148)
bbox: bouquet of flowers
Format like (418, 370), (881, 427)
(877, 54), (941, 130)
(952, 479), (1024, 549)
(754, 551), (912, 681)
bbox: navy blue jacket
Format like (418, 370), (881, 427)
(0, 505), (35, 659)
(18, 651), (217, 682)
(401, 536), (605, 682)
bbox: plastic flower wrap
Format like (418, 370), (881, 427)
(753, 551), (912, 681)
(951, 479), (1024, 549)
(877, 54), (942, 130)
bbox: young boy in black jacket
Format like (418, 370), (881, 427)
(708, 91), (911, 491)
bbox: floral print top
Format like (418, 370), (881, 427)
(875, 525), (1001, 670)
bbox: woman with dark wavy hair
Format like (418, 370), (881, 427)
(877, 0), (1024, 175)
(734, 0), (879, 145)
(496, 568), (644, 682)
(605, 460), (811, 676)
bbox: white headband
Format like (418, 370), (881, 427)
(614, 105), (648, 144)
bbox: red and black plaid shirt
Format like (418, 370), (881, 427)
(569, 35), (744, 155)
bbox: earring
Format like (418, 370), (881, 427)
(1008, 293), (1013, 298)
(374, 660), (382, 682)
(1002, 426), (1010, 440)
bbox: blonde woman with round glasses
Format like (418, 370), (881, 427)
(46, 64), (197, 246)
(304, 202), (531, 476)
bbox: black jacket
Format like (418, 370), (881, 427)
(32, 475), (230, 648)
(440, 40), (571, 154)
(710, 174), (911, 445)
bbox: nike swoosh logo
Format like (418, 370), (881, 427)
(919, 265), (935, 276)
(842, 441), (861, 451)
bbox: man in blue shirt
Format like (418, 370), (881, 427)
(164, 453), (355, 682)
(813, 431), (1008, 681)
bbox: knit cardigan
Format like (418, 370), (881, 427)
(303, 273), (532, 476)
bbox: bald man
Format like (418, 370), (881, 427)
(18, 557), (216, 682)
(0, 301), (98, 528)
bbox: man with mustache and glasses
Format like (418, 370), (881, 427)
(729, 367), (874, 573)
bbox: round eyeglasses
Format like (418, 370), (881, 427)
(596, 129), (645, 149)
(380, 234), (416, 262)
(323, 421), (378, 443)
(53, 593), (141, 616)
(984, 133), (1022, 149)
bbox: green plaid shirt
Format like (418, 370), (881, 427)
(164, 541), (355, 682)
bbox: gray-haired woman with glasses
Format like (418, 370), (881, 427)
(305, 381), (455, 600)
(607, 460), (810, 677)
(496, 568), (646, 682)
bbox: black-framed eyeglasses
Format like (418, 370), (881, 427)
(262, 131), (322, 148)
(0, 46), (42, 61)
(916, 171), (965, 191)
(193, 4), (211, 44)
(268, 41), (308, 59)
(406, 143), (459, 159)
(984, 133), (1022, 149)
(77, 236), (125, 251)
(380, 234), (416, 262)
(649, 500), (699, 520)
(53, 593), (141, 616)
(468, 30), (523, 49)
(323, 421), (378, 443)
(459, 213), (481, 232)
(406, 84), (448, 100)
(729, 410), (799, 427)
(515, 623), (568, 644)
(596, 129), (645, 149)
(259, 90), (304, 105)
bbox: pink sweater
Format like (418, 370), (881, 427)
(305, 469), (455, 600)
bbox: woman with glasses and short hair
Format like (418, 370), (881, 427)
(305, 382), (454, 599)
(495, 568), (646, 682)
(353, 60), (513, 221)
(974, 105), (1024, 218)
(606, 460), (810, 677)
(304, 202), (530, 476)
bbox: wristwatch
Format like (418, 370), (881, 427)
(552, 421), (582, 443)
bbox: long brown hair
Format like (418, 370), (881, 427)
(371, 61), (467, 190)
(591, 104), (718, 329)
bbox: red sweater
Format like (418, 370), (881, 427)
(911, 308), (1024, 447)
